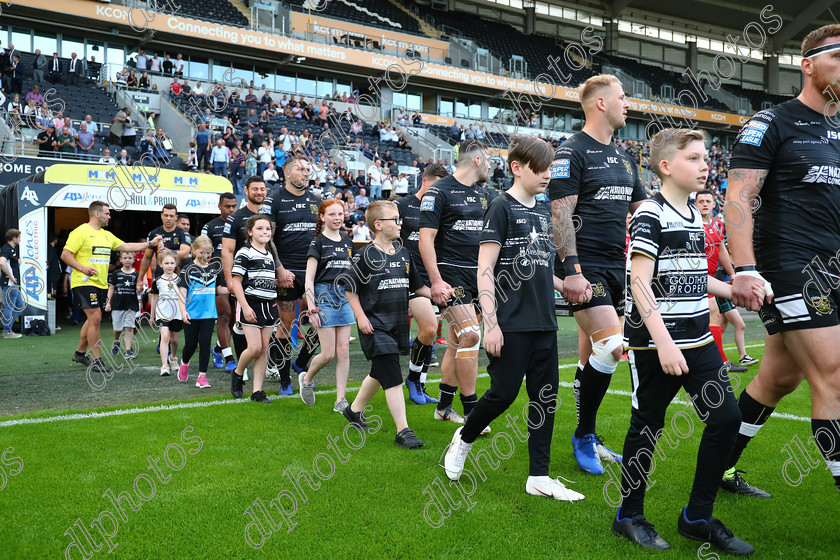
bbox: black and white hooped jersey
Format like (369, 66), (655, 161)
(394, 194), (428, 283)
(480, 192), (556, 333)
(419, 174), (491, 269)
(231, 245), (278, 300)
(731, 98), (840, 274)
(269, 187), (320, 271)
(625, 193), (711, 350)
(548, 132), (646, 269)
(201, 216), (227, 261)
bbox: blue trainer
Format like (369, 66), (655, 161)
(225, 359), (237, 373)
(291, 358), (304, 375)
(406, 377), (425, 405)
(595, 434), (623, 464)
(422, 384), (439, 404)
(213, 350), (224, 369)
(572, 433), (604, 475)
(278, 382), (294, 396)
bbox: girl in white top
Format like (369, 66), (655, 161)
(150, 250), (188, 377)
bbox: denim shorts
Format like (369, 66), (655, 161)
(314, 282), (355, 327)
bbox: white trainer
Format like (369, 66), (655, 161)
(525, 476), (585, 502)
(443, 427), (472, 481)
(434, 407), (465, 423)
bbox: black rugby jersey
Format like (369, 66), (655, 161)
(548, 132), (646, 268)
(147, 225), (189, 275)
(394, 194), (429, 283)
(222, 206), (260, 253)
(307, 234), (353, 285)
(269, 187), (320, 271)
(108, 269), (139, 311)
(731, 98), (840, 273)
(419, 174), (491, 269)
(480, 192), (556, 332)
(201, 216), (226, 261)
(624, 193), (711, 350)
(342, 243), (424, 357)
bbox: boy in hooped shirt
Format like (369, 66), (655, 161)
(612, 128), (758, 555)
(443, 136), (585, 502)
(341, 200), (436, 449)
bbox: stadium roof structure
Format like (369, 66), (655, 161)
(583, 0), (839, 53)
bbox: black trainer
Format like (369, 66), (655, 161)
(394, 427), (423, 449)
(342, 404), (368, 431)
(612, 511), (671, 550)
(677, 509), (754, 556)
(721, 469), (771, 498)
(72, 352), (92, 367)
(90, 359), (109, 374)
(250, 390), (272, 404)
(231, 371), (244, 399)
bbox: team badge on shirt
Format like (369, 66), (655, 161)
(480, 198), (488, 210)
(623, 160), (633, 175)
(810, 296), (832, 316)
(310, 204), (319, 214)
(738, 120), (769, 146)
(550, 159), (570, 179)
(420, 196), (435, 211)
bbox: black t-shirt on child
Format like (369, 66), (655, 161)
(307, 234), (353, 285)
(480, 192), (556, 332)
(108, 269), (139, 311)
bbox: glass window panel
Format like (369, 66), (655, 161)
(317, 78), (333, 97)
(455, 100), (468, 118)
(468, 102), (481, 119)
(61, 36), (85, 59)
(11, 28), (31, 52)
(406, 93), (421, 111)
(34, 33), (58, 56)
(391, 92), (406, 108)
(255, 71), (272, 90)
(106, 46), (125, 79)
(536, 3), (549, 15)
(440, 98), (453, 117)
(297, 76), (316, 95)
(276, 73), (294, 93)
(336, 80), (352, 97)
(188, 58), (208, 80)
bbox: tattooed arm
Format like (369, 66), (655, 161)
(551, 195), (590, 304)
(724, 168), (769, 311)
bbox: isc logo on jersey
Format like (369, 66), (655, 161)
(738, 120), (769, 146)
(550, 159), (570, 179)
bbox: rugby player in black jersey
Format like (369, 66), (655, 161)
(222, 177), (294, 387)
(201, 192), (238, 372)
(419, 139), (492, 424)
(549, 75), (647, 475)
(268, 152), (322, 395)
(395, 163), (449, 405)
(724, 24), (840, 497)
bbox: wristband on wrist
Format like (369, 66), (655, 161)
(563, 256), (582, 276)
(734, 265), (756, 273)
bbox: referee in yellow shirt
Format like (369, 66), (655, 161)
(62, 201), (161, 373)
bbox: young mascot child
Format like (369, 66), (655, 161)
(230, 215), (280, 403)
(301, 199), (355, 411)
(106, 251), (139, 359)
(443, 136), (585, 501)
(612, 128), (759, 555)
(340, 200), (435, 449)
(177, 235), (218, 388)
(150, 250), (188, 376)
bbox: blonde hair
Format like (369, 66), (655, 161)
(365, 200), (399, 233)
(649, 128), (707, 179)
(191, 234), (213, 258)
(578, 74), (622, 107)
(158, 249), (178, 265)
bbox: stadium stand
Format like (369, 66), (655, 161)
(289, 0), (421, 34)
(159, 0), (248, 27)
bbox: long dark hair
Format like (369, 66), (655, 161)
(314, 198), (345, 238)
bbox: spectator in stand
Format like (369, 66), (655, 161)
(257, 140), (272, 175)
(350, 119), (363, 137)
(193, 81), (205, 99)
(412, 110), (422, 126)
(492, 162), (506, 187)
(397, 108), (408, 127)
(173, 53), (184, 77)
(181, 80), (192, 98)
(245, 108), (259, 129)
(318, 100), (329, 124)
(32, 49), (47, 83)
(36, 123), (56, 156)
(135, 49), (148, 70)
(162, 54), (173, 75)
(149, 53), (161, 73)
(81, 114), (98, 138)
(54, 125), (76, 158)
(292, 102), (303, 119)
(87, 56), (101, 80)
(139, 71), (151, 92)
(229, 106), (241, 126)
(243, 88), (258, 109)
(351, 215), (371, 241)
(263, 161), (280, 186)
(185, 141), (198, 171)
(48, 52), (62, 84)
(126, 70), (138, 89)
(8, 55), (22, 94)
(0, 228), (22, 338)
(116, 149), (132, 166)
(170, 77), (182, 96)
(195, 123), (211, 172)
(25, 84), (43, 106)
(99, 148), (116, 165)
(65, 53), (82, 86)
(155, 128), (171, 160)
(355, 187), (370, 211)
(230, 148), (245, 193)
(140, 129), (157, 160)
(210, 138), (229, 176)
(76, 123), (95, 160)
(260, 90), (273, 109)
(121, 111), (137, 147)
